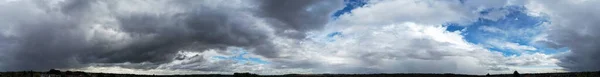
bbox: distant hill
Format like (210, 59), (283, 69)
(0, 69), (598, 77)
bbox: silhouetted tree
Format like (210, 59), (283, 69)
(513, 71), (521, 77)
(234, 72), (258, 77)
(47, 69), (61, 74)
(486, 73), (490, 76)
(65, 71), (73, 75)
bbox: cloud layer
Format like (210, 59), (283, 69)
(0, 0), (342, 71)
(0, 0), (596, 75)
(525, 0), (600, 71)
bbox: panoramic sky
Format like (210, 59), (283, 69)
(0, 0), (599, 75)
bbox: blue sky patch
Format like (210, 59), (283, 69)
(333, 0), (367, 18)
(213, 48), (269, 64)
(443, 6), (556, 56)
(324, 32), (343, 42)
(327, 32), (343, 38)
(444, 23), (464, 32)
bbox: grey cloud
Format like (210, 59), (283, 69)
(259, 0), (343, 38)
(461, 0), (509, 8)
(58, 0), (95, 16)
(488, 66), (510, 71)
(527, 0), (600, 71)
(271, 59), (321, 69)
(505, 60), (542, 66)
(158, 55), (240, 72)
(0, 0), (342, 71)
(0, 16), (88, 71)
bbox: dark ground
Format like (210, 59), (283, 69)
(0, 69), (599, 77)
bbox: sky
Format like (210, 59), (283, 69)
(0, 0), (599, 75)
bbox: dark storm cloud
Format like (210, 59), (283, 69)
(0, 0), (343, 71)
(259, 0), (343, 38)
(529, 0), (600, 72)
(550, 22), (600, 72)
(1, 17), (86, 71)
(252, 0), (343, 58)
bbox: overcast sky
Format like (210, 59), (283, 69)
(0, 0), (599, 75)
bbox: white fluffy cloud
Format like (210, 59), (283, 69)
(279, 22), (505, 74)
(254, 0), (547, 74)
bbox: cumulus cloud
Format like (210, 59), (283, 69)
(496, 53), (563, 73)
(525, 0), (600, 71)
(274, 22), (506, 74)
(257, 0), (533, 74)
(504, 53), (559, 66)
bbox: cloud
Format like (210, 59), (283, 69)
(479, 26), (505, 33)
(498, 52), (563, 73)
(525, 0), (600, 71)
(333, 0), (478, 26)
(258, 0), (343, 35)
(486, 39), (537, 53)
(0, 0), (573, 75)
(258, 0), (531, 72)
(269, 22), (506, 74)
(0, 0), (342, 71)
(504, 53), (558, 66)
